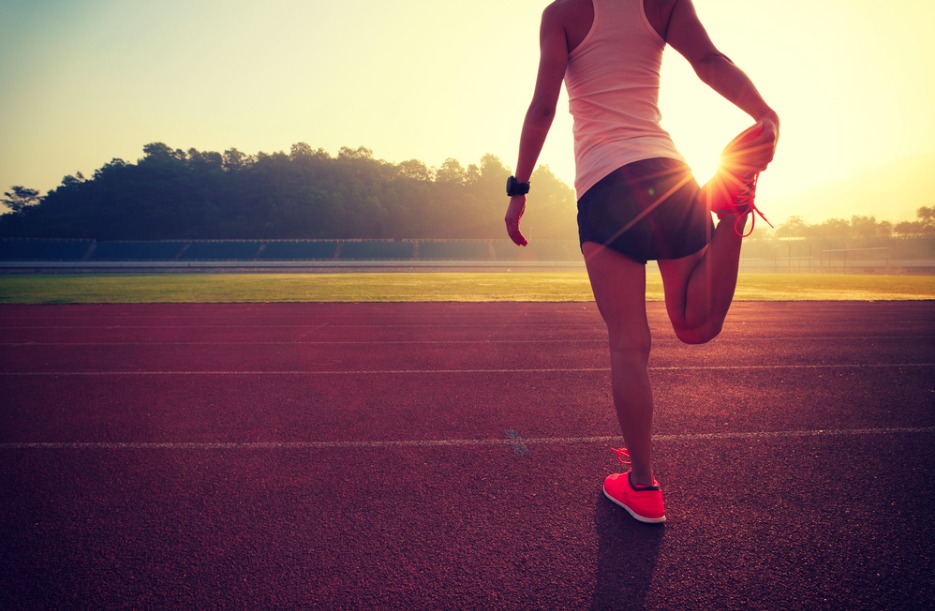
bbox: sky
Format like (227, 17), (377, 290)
(1, 0), (934, 223)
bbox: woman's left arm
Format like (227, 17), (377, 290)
(505, 5), (569, 247)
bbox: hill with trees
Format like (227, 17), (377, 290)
(2, 142), (931, 243)
(0, 143), (579, 241)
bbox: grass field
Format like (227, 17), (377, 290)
(1, 273), (934, 304)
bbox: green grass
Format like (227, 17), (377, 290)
(0, 272), (933, 304)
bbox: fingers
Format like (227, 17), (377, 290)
(510, 229), (528, 247)
(725, 121), (778, 153)
(504, 196), (528, 246)
(505, 215), (527, 246)
(722, 125), (779, 173)
(739, 141), (774, 172)
(505, 223), (527, 245)
(746, 131), (778, 171)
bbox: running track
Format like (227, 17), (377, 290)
(1, 301), (933, 610)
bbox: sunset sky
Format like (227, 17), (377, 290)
(1, 0), (933, 223)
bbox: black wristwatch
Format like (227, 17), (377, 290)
(506, 175), (530, 197)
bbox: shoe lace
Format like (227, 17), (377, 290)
(611, 447), (631, 466)
(715, 172), (774, 238)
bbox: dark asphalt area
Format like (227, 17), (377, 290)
(1, 301), (933, 610)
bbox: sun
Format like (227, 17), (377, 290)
(680, 150), (720, 187)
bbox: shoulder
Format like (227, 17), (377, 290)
(542, 0), (589, 24)
(543, 0), (593, 52)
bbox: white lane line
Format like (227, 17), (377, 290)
(1, 363), (932, 376)
(3, 427), (933, 450)
(2, 323), (932, 331)
(650, 363), (935, 371)
(1, 336), (931, 346)
(0, 312), (596, 320)
(0, 324), (601, 330)
(0, 340), (608, 346)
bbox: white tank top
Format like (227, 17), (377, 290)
(565, 0), (686, 200)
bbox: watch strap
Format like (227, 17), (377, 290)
(506, 176), (530, 197)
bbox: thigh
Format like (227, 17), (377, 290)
(583, 241), (652, 354)
(657, 247), (706, 326)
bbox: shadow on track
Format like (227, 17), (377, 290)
(591, 492), (665, 610)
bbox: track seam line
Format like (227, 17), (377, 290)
(5, 340), (612, 346)
(3, 428), (933, 450)
(1, 363), (932, 375)
(2, 336), (932, 346)
(3, 324), (930, 330)
(0, 324), (603, 330)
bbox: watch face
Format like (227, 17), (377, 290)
(506, 176), (515, 195)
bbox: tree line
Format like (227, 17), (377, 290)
(770, 207), (934, 240)
(2, 143), (932, 242)
(0, 143), (579, 241)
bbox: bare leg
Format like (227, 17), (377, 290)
(582, 241), (655, 487)
(658, 180), (750, 345)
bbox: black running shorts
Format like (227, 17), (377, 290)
(577, 157), (714, 264)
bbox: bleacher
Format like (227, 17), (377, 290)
(0, 239), (92, 261)
(179, 241), (264, 261)
(338, 241), (414, 260)
(492, 240), (580, 262)
(419, 240), (491, 261)
(89, 241), (188, 261)
(259, 241), (339, 261)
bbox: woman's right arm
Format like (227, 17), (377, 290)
(505, 3), (569, 247)
(665, 0), (779, 170)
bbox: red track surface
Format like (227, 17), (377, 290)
(1, 302), (934, 610)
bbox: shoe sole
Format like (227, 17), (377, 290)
(603, 485), (666, 524)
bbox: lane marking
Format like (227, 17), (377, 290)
(1, 363), (932, 376)
(1, 305), (926, 321)
(0, 324), (602, 330)
(2, 323), (931, 331)
(2, 336), (932, 347)
(3, 427), (933, 450)
(651, 363), (935, 371)
(1, 340), (611, 346)
(0, 312), (598, 320)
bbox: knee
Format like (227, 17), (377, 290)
(673, 321), (722, 345)
(607, 328), (652, 360)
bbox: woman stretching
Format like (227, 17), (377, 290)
(504, 0), (779, 523)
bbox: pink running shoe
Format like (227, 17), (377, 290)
(603, 448), (666, 523)
(711, 123), (774, 238)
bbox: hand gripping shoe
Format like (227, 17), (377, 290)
(710, 123), (774, 237)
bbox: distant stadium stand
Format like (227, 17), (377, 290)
(338, 240), (414, 260)
(419, 240), (491, 261)
(90, 241), (188, 261)
(492, 239), (580, 261)
(0, 238), (93, 261)
(259, 240), (339, 261)
(179, 241), (264, 261)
